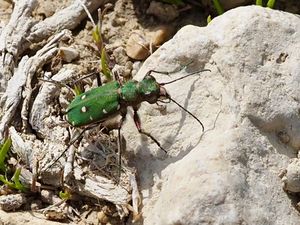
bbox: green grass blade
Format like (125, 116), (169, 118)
(12, 168), (27, 192)
(207, 15), (212, 24)
(0, 138), (11, 172)
(101, 47), (112, 81)
(256, 0), (263, 6)
(267, 0), (276, 8)
(0, 174), (14, 189)
(212, 0), (224, 15)
(73, 84), (83, 96)
(92, 25), (103, 51)
(59, 190), (72, 200)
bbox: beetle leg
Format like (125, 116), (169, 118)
(114, 70), (124, 86)
(133, 109), (167, 153)
(96, 72), (102, 87)
(43, 124), (98, 171)
(117, 110), (127, 179)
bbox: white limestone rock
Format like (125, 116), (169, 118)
(122, 6), (300, 225)
(282, 159), (300, 193)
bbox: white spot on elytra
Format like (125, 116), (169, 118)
(81, 95), (86, 100)
(145, 91), (151, 95)
(89, 116), (93, 121)
(72, 121), (75, 126)
(81, 106), (87, 113)
(103, 109), (107, 114)
(117, 104), (120, 110)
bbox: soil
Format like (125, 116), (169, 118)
(0, 0), (300, 225)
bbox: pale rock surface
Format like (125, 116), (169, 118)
(122, 6), (300, 225)
(281, 158), (300, 192)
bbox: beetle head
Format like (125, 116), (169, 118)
(139, 75), (161, 104)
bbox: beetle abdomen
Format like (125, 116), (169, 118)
(66, 81), (121, 127)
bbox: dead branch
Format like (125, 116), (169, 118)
(0, 0), (105, 92)
(21, 29), (72, 132)
(27, 0), (106, 44)
(0, 0), (37, 92)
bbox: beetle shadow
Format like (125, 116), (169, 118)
(129, 78), (212, 192)
(164, 78), (201, 156)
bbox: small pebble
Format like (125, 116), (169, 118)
(126, 32), (150, 60)
(146, 1), (179, 22)
(113, 46), (129, 65)
(131, 61), (143, 76)
(148, 25), (174, 47)
(41, 189), (61, 205)
(0, 193), (27, 211)
(59, 47), (79, 63)
(0, 0), (11, 10)
(30, 199), (43, 210)
(97, 211), (109, 224)
(44, 206), (67, 221)
(282, 158), (300, 192)
(124, 61), (133, 78)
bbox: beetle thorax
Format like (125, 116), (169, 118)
(120, 75), (161, 105)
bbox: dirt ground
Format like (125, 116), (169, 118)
(0, 0), (300, 225)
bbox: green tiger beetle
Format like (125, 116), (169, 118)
(47, 65), (210, 173)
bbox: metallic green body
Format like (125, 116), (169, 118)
(66, 75), (161, 127)
(120, 80), (139, 102)
(66, 81), (121, 127)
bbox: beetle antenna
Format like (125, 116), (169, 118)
(168, 96), (204, 132)
(160, 69), (211, 85)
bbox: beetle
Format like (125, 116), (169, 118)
(45, 67), (210, 171)
(65, 68), (210, 152)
